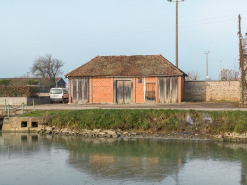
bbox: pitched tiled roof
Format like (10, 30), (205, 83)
(65, 55), (186, 77)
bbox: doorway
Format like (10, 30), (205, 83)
(116, 80), (132, 104)
(145, 83), (156, 101)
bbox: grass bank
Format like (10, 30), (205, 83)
(20, 109), (247, 134)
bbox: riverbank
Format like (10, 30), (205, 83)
(35, 126), (247, 143)
(15, 109), (247, 142)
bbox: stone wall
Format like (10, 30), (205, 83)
(2, 117), (43, 132)
(184, 81), (240, 101)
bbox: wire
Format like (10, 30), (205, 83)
(0, 16), (241, 46)
(179, 14), (237, 25)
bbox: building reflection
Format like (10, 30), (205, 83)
(0, 133), (246, 183)
(64, 138), (247, 183)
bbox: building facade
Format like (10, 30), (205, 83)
(65, 55), (186, 104)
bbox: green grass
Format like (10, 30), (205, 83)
(18, 109), (247, 134)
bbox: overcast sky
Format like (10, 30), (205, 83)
(1, 0), (247, 80)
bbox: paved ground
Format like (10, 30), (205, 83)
(1, 101), (246, 111)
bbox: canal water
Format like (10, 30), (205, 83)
(0, 133), (246, 185)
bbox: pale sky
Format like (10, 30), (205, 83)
(1, 0), (247, 80)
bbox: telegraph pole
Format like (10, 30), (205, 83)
(238, 14), (244, 105)
(168, 0), (184, 67)
(203, 51), (210, 80)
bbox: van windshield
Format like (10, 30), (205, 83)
(50, 89), (62, 94)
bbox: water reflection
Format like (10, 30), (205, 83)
(0, 133), (246, 185)
(63, 138), (186, 182)
(62, 138), (247, 184)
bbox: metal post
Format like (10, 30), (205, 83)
(33, 99), (35, 111)
(8, 104), (10, 117)
(4, 99), (6, 110)
(203, 51), (210, 80)
(22, 103), (24, 115)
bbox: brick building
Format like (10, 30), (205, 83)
(65, 55), (187, 104)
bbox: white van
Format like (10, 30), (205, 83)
(49, 88), (69, 103)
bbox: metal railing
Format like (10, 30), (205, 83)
(4, 99), (36, 117)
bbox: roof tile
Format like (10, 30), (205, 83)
(65, 55), (186, 77)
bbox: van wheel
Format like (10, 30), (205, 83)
(50, 101), (53, 104)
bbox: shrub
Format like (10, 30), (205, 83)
(0, 85), (39, 97)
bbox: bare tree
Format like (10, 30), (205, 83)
(219, 69), (239, 81)
(31, 54), (64, 87)
(185, 70), (200, 81)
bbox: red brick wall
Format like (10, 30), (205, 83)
(145, 77), (158, 103)
(133, 77), (160, 103)
(90, 77), (114, 103)
(69, 76), (183, 104)
(134, 77), (144, 103)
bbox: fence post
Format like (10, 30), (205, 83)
(22, 103), (24, 115)
(4, 99), (6, 111)
(8, 104), (10, 117)
(33, 99), (35, 112)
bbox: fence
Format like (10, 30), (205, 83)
(0, 99), (36, 117)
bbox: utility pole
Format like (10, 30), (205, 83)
(167, 0), (184, 67)
(203, 51), (210, 80)
(238, 14), (244, 105)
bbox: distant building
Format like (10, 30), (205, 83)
(55, 78), (66, 88)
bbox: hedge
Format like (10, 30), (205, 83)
(0, 85), (39, 97)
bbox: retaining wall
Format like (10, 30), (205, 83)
(0, 96), (50, 106)
(2, 117), (43, 132)
(184, 81), (240, 101)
